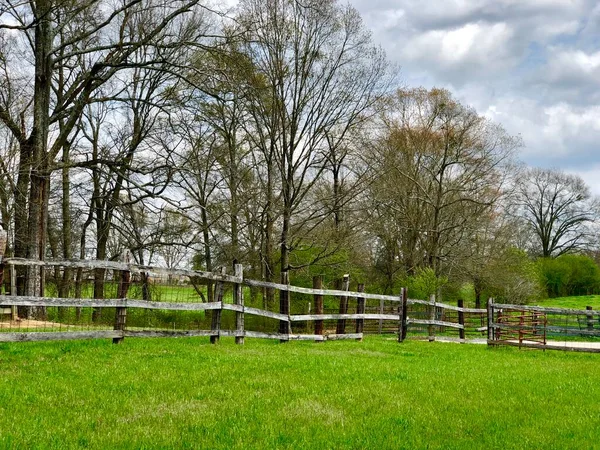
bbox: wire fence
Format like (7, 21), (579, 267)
(488, 300), (600, 351)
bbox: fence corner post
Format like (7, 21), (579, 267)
(378, 296), (384, 334)
(458, 298), (465, 342)
(0, 230), (14, 320)
(336, 274), (350, 335)
(313, 275), (323, 342)
(401, 287), (408, 341)
(355, 283), (365, 341)
(113, 250), (131, 344)
(9, 262), (16, 320)
(0, 229), (5, 294)
(586, 305), (594, 332)
(234, 263), (244, 345)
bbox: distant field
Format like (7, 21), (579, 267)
(534, 295), (600, 310)
(0, 337), (599, 449)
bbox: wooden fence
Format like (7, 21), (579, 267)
(5, 257), (600, 352)
(0, 257), (487, 344)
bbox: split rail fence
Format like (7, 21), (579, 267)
(4, 257), (600, 352)
(0, 257), (487, 344)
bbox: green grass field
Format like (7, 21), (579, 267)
(1, 336), (599, 449)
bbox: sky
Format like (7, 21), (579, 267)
(348, 0), (600, 194)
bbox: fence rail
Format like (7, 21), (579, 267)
(3, 257), (243, 284)
(243, 278), (402, 302)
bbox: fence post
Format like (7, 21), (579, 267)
(0, 229), (5, 295)
(10, 263), (16, 320)
(210, 267), (227, 344)
(401, 287), (408, 341)
(113, 251), (131, 344)
(0, 230), (11, 319)
(378, 298), (384, 334)
(313, 276), (323, 341)
(587, 306), (594, 332)
(428, 294), (436, 342)
(336, 274), (350, 335)
(279, 270), (290, 343)
(487, 298), (494, 342)
(458, 299), (465, 342)
(355, 283), (365, 340)
(234, 263), (244, 345)
(398, 287), (407, 342)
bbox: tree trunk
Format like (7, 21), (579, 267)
(14, 140), (32, 303)
(332, 163), (343, 233)
(92, 229), (109, 322)
(474, 280), (482, 310)
(20, 0), (53, 318)
(201, 203), (213, 302)
(263, 151), (275, 307)
(59, 143), (72, 298)
(135, 249), (152, 302)
(228, 129), (240, 261)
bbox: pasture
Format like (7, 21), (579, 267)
(0, 336), (599, 449)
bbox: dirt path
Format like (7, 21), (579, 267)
(430, 336), (600, 351)
(526, 340), (600, 350)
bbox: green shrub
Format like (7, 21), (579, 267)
(404, 267), (448, 300)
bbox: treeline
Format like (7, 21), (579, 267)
(0, 0), (598, 306)
(537, 255), (600, 298)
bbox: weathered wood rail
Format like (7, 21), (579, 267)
(4, 256), (600, 353)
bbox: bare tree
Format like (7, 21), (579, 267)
(514, 167), (598, 257)
(364, 88), (520, 289)
(170, 108), (225, 301)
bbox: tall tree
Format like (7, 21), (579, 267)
(236, 0), (389, 286)
(364, 88), (519, 289)
(514, 167), (598, 257)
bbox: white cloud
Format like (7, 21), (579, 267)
(545, 103), (600, 134)
(481, 98), (600, 168)
(545, 48), (600, 83)
(402, 22), (515, 74)
(522, 47), (600, 106)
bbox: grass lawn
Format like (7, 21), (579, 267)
(0, 337), (599, 449)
